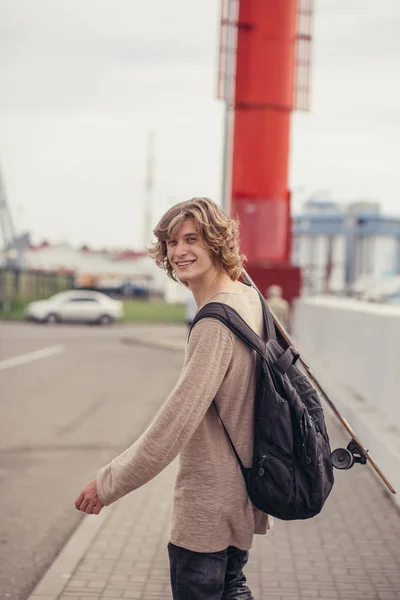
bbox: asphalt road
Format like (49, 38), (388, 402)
(0, 321), (186, 600)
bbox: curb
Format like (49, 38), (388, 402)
(28, 509), (112, 599)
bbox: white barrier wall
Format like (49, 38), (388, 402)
(293, 297), (400, 424)
(292, 296), (400, 504)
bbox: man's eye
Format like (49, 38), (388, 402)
(188, 237), (197, 242)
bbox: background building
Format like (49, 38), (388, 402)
(292, 200), (400, 296)
(23, 243), (167, 298)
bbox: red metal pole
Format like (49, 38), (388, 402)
(231, 0), (298, 265)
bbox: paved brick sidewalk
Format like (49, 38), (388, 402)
(28, 407), (400, 600)
(27, 322), (400, 600)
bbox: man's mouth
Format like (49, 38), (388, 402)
(176, 260), (196, 269)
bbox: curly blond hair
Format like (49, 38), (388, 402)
(148, 197), (246, 284)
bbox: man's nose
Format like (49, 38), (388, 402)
(176, 240), (188, 255)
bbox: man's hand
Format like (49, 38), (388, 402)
(75, 478), (104, 515)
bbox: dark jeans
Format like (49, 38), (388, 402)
(168, 543), (254, 600)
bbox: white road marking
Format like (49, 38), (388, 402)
(0, 344), (65, 370)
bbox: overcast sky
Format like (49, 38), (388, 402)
(0, 0), (399, 248)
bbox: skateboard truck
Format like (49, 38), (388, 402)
(331, 439), (367, 470)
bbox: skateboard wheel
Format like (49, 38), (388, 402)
(331, 447), (354, 470)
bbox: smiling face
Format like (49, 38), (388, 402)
(166, 217), (219, 287)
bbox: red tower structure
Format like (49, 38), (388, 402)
(218, 0), (313, 301)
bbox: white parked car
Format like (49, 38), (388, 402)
(24, 290), (124, 325)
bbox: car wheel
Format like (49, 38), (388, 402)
(45, 313), (60, 324)
(99, 314), (112, 325)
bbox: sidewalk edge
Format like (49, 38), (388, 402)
(28, 509), (111, 598)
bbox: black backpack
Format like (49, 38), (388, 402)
(189, 291), (334, 520)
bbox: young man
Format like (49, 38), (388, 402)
(75, 197), (271, 599)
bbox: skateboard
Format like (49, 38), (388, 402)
(241, 271), (397, 495)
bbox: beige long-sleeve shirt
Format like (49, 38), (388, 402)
(97, 285), (271, 552)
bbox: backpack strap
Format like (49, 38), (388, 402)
(212, 400), (249, 480)
(275, 346), (300, 374)
(189, 302), (267, 357)
(188, 301), (267, 481)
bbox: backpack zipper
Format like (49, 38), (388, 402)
(258, 455), (267, 476)
(258, 446), (293, 476)
(301, 442), (312, 465)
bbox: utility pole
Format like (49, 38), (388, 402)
(143, 130), (155, 249)
(219, 0), (238, 216)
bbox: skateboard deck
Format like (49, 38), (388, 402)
(242, 271), (397, 495)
